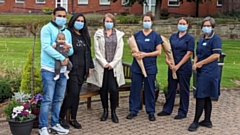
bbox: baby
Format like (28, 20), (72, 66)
(52, 33), (72, 80)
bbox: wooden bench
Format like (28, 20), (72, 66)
(66, 62), (143, 121)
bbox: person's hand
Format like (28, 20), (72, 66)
(196, 61), (203, 68)
(192, 63), (197, 70)
(61, 58), (68, 66)
(138, 52), (147, 59)
(171, 65), (180, 72)
(88, 69), (93, 78)
(108, 65), (113, 70)
(132, 52), (142, 60)
(104, 64), (109, 68)
(166, 58), (173, 66)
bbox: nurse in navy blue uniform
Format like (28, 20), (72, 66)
(188, 17), (222, 131)
(126, 11), (163, 121)
(157, 17), (194, 119)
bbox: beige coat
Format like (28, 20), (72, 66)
(87, 29), (125, 88)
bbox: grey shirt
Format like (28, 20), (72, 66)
(104, 29), (117, 63)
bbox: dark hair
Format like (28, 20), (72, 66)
(68, 13), (91, 47)
(102, 13), (116, 29)
(201, 16), (215, 28)
(142, 11), (155, 21)
(178, 17), (190, 24)
(53, 7), (66, 15)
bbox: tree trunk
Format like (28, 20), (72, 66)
(155, 0), (162, 20)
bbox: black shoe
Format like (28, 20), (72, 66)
(199, 120), (213, 128)
(100, 108), (108, 121)
(174, 115), (186, 120)
(126, 113), (137, 119)
(59, 118), (70, 129)
(188, 122), (199, 132)
(157, 111), (170, 116)
(148, 114), (156, 121)
(111, 110), (119, 123)
(70, 119), (82, 129)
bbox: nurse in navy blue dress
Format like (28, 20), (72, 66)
(157, 17), (194, 119)
(188, 17), (222, 131)
(126, 11), (163, 121)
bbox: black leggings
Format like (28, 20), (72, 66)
(193, 97), (212, 123)
(60, 77), (83, 119)
(100, 69), (118, 110)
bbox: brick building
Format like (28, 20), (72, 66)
(0, 0), (225, 17)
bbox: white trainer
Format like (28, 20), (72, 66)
(49, 124), (69, 134)
(39, 127), (49, 135)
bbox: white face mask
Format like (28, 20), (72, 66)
(202, 27), (212, 34)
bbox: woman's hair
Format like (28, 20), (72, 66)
(201, 16), (215, 28)
(68, 13), (91, 47)
(102, 13), (116, 28)
(142, 11), (155, 21)
(178, 17), (190, 24)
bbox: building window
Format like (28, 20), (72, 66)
(122, 0), (129, 5)
(217, 0), (222, 6)
(15, 0), (24, 3)
(100, 0), (110, 5)
(144, 0), (156, 14)
(78, 0), (88, 4)
(36, 0), (45, 4)
(0, 0), (4, 3)
(168, 0), (179, 6)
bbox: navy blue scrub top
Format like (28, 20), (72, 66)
(131, 30), (163, 75)
(170, 32), (195, 75)
(196, 31), (222, 77)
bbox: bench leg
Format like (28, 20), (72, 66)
(87, 97), (92, 109)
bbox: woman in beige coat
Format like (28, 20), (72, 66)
(87, 13), (125, 123)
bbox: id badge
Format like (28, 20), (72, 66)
(145, 38), (150, 42)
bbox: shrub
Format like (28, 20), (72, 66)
(20, 51), (42, 95)
(42, 7), (54, 12)
(0, 78), (13, 102)
(85, 13), (104, 26)
(116, 15), (141, 24)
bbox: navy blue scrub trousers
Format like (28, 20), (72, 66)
(163, 72), (191, 117)
(129, 72), (156, 115)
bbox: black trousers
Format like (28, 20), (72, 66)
(60, 76), (83, 119)
(100, 68), (118, 110)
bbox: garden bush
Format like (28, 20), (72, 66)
(20, 51), (42, 95)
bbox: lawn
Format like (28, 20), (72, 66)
(0, 38), (239, 89)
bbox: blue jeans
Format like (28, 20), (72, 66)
(38, 69), (67, 128)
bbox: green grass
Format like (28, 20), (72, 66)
(0, 38), (239, 88)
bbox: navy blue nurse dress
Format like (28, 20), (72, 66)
(194, 31), (222, 99)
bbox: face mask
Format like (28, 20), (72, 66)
(55, 17), (66, 27)
(74, 22), (84, 30)
(143, 22), (152, 29)
(202, 27), (212, 34)
(178, 25), (187, 32)
(105, 22), (114, 29)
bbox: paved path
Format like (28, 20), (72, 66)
(0, 89), (240, 135)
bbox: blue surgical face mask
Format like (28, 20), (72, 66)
(178, 25), (187, 32)
(55, 17), (66, 27)
(202, 27), (212, 34)
(105, 22), (114, 29)
(143, 22), (152, 29)
(74, 22), (84, 30)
